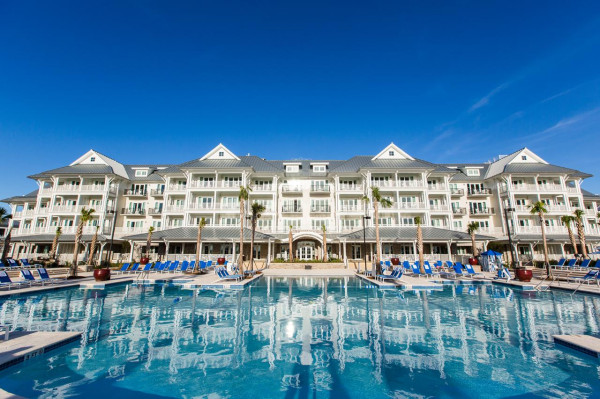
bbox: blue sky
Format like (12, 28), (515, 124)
(1, 0), (600, 206)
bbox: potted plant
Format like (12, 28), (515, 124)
(93, 264), (111, 281)
(391, 257), (400, 266)
(515, 265), (533, 282)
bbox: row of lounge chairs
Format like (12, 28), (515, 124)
(115, 260), (217, 274)
(372, 260), (486, 281)
(0, 268), (63, 290)
(552, 258), (594, 270)
(0, 259), (43, 269)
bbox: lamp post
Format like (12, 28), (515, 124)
(362, 215), (371, 273)
(503, 206), (517, 267)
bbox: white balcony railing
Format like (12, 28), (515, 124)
(427, 184), (447, 191)
(189, 180), (215, 189)
(339, 184), (363, 191)
(167, 185), (187, 191)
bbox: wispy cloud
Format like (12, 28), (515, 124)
(468, 81), (513, 113)
(521, 106), (600, 143)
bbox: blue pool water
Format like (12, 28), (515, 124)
(0, 277), (599, 398)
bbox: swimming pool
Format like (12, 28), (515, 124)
(0, 277), (598, 398)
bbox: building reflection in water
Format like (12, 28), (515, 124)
(0, 277), (599, 398)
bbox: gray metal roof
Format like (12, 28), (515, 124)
(124, 165), (168, 182)
(240, 156), (283, 173)
(339, 227), (495, 242)
(178, 159), (251, 169)
(28, 165), (115, 179)
(123, 227), (275, 242)
(502, 163), (592, 177)
(1, 189), (39, 203)
(582, 189), (600, 199)
(494, 234), (600, 242)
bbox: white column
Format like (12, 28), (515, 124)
(267, 239), (272, 266)
(129, 241), (135, 262)
(342, 240), (347, 267)
(447, 241), (452, 262)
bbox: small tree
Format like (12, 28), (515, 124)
(288, 225), (293, 262)
(370, 187), (393, 275)
(195, 217), (206, 269)
(49, 226), (62, 260)
(70, 207), (95, 277)
(321, 224), (328, 262)
(0, 208), (12, 262)
(467, 222), (480, 258)
(249, 202), (266, 271)
(574, 209), (588, 258)
(561, 215), (578, 256)
(530, 201), (550, 276)
(238, 185), (252, 275)
(415, 216), (424, 273)
(145, 226), (155, 259)
(88, 226), (99, 266)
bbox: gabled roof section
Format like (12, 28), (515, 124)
(200, 144), (240, 161)
(69, 149), (129, 179)
(485, 148), (547, 179)
(372, 143), (414, 161)
(1, 189), (39, 204)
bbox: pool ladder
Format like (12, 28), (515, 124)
(135, 270), (150, 283)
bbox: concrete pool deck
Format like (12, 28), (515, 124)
(0, 331), (82, 371)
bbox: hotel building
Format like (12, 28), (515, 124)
(2, 143), (599, 265)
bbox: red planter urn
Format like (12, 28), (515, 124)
(217, 257), (226, 265)
(468, 257), (479, 265)
(140, 257), (150, 265)
(516, 268), (533, 282)
(391, 258), (400, 266)
(93, 268), (111, 282)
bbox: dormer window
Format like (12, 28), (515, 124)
(313, 165), (326, 173)
(521, 155), (527, 161)
(389, 151), (395, 156)
(135, 170), (148, 177)
(286, 165), (299, 173)
(466, 169), (480, 176)
(90, 157), (95, 162)
(218, 151), (224, 157)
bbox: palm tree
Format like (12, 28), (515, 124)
(560, 215), (578, 256)
(49, 226), (62, 260)
(88, 226), (100, 266)
(574, 209), (588, 258)
(530, 201), (550, 276)
(70, 207), (95, 277)
(288, 224), (293, 262)
(0, 207), (10, 224)
(321, 224), (327, 262)
(195, 217), (206, 270)
(370, 187), (393, 275)
(145, 226), (155, 259)
(249, 202), (266, 271)
(0, 208), (11, 261)
(238, 185), (252, 275)
(467, 222), (480, 259)
(415, 216), (424, 273)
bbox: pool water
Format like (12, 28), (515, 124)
(0, 277), (599, 398)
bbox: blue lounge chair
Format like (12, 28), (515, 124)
(553, 258), (567, 269)
(578, 259), (591, 269)
(160, 261), (171, 272)
(422, 261), (439, 278)
(566, 259), (577, 268)
(377, 267), (403, 282)
(445, 261), (454, 270)
(464, 263), (484, 278)
(165, 261), (180, 273)
(495, 267), (512, 281)
(188, 260), (196, 271)
(151, 261), (163, 272)
(442, 263), (465, 279)
(20, 259), (41, 268)
(411, 263), (425, 277)
(198, 261), (207, 272)
(402, 261), (412, 273)
(434, 260), (443, 270)
(179, 261), (190, 273)
(37, 268), (62, 284)
(0, 271), (30, 290)
(21, 269), (46, 285)
(206, 260), (213, 269)
(567, 269), (599, 284)
(115, 263), (131, 274)
(216, 266), (242, 281)
(0, 260), (7, 269)
(127, 263), (140, 274)
(139, 263), (154, 273)
(7, 259), (20, 269)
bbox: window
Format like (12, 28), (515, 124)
(389, 151), (395, 156)
(135, 170), (148, 177)
(453, 220), (463, 229)
(313, 165), (326, 173)
(521, 155), (527, 160)
(218, 151), (224, 157)
(286, 165), (299, 173)
(466, 169), (480, 176)
(311, 219), (329, 229)
(90, 157), (95, 162)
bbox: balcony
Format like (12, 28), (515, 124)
(515, 226), (566, 235)
(339, 184), (363, 192)
(452, 207), (467, 215)
(450, 188), (464, 196)
(189, 180), (215, 189)
(537, 184), (563, 192)
(164, 205), (186, 213)
(187, 203), (215, 211)
(251, 184), (274, 192)
(429, 204), (450, 211)
(310, 185), (331, 194)
(148, 208), (163, 216)
(566, 186), (578, 193)
(282, 205), (302, 214)
(467, 188), (492, 196)
(282, 185), (302, 194)
(217, 181), (241, 189)
(469, 208), (495, 216)
(51, 205), (83, 213)
(427, 184), (447, 191)
(124, 189), (147, 197)
(150, 189), (165, 196)
(397, 202), (428, 210)
(121, 208), (146, 216)
(214, 204), (240, 212)
(514, 204), (569, 213)
(167, 184), (187, 192)
(585, 209), (597, 217)
(310, 205), (331, 213)
(338, 205), (363, 212)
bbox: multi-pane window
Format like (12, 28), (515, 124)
(221, 217), (239, 226)
(283, 219), (301, 229)
(311, 219), (329, 229)
(341, 219), (360, 230)
(311, 199), (330, 212)
(221, 197), (238, 209)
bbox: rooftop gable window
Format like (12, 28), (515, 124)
(135, 170), (148, 177)
(466, 169), (480, 176)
